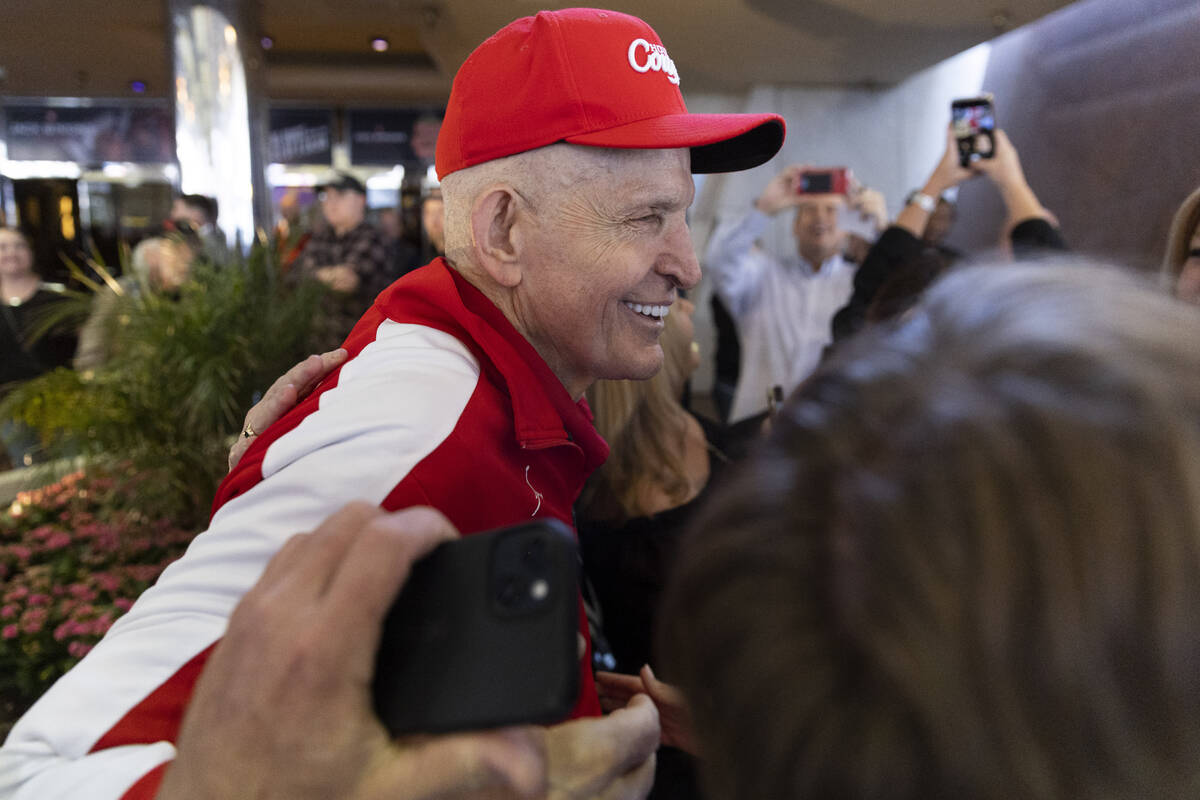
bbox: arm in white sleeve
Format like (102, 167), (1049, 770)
(703, 209), (773, 317)
(0, 321), (480, 800)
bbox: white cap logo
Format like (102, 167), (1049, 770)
(627, 38), (680, 85)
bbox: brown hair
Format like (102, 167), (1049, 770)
(662, 259), (1200, 800)
(1162, 185), (1200, 283)
(580, 310), (696, 522)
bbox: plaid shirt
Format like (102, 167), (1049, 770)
(295, 221), (396, 306)
(295, 221), (398, 347)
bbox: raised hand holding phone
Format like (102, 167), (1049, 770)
(794, 167), (851, 195)
(951, 94), (996, 168)
(754, 164), (809, 214)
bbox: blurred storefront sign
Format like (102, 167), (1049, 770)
(347, 108), (442, 166)
(4, 103), (174, 165)
(268, 108), (333, 165)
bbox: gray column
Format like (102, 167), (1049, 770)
(166, 0), (270, 250)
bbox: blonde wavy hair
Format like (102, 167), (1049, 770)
(579, 309), (697, 523)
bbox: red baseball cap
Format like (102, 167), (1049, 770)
(435, 8), (785, 179)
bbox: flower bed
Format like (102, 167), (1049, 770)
(0, 467), (195, 731)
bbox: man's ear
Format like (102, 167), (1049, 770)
(470, 185), (525, 288)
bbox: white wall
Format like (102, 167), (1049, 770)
(681, 43), (991, 394)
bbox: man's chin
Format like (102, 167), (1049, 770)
(602, 352), (664, 383)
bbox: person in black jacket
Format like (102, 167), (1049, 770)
(0, 226), (78, 467)
(832, 127), (1066, 342)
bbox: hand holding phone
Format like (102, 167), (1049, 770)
(372, 518), (580, 736)
(795, 167), (851, 195)
(951, 95), (996, 168)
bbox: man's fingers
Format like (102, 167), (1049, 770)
(639, 665), (686, 708)
(363, 728), (547, 800)
(294, 348), (348, 396)
(595, 671), (643, 699)
(595, 671), (643, 715)
(597, 694), (626, 715)
(601, 750), (656, 800)
(263, 348), (346, 414)
(227, 439), (250, 472)
(249, 382), (296, 433)
(319, 506), (459, 642)
(262, 501), (383, 602)
(597, 693), (661, 771)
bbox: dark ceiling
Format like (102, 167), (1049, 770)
(0, 0), (1081, 104)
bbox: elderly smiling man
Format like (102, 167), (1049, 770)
(0, 7), (782, 800)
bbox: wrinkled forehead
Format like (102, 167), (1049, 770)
(551, 145), (694, 204)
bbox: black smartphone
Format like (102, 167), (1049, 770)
(372, 518), (580, 736)
(951, 95), (996, 168)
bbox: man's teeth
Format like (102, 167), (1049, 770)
(624, 302), (670, 319)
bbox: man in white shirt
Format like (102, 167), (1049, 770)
(706, 165), (866, 424)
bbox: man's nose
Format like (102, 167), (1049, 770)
(660, 218), (701, 290)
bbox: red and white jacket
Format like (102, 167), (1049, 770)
(0, 259), (609, 799)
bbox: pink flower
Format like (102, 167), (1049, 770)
(67, 641), (93, 659)
(128, 565), (163, 583)
(8, 546), (31, 562)
(20, 608), (47, 634)
(113, 598), (134, 612)
(94, 573), (120, 593)
(44, 532), (72, 551)
(6, 586), (29, 602)
(2, 624), (17, 639)
(0, 604), (17, 620)
(53, 622), (71, 642)
(30, 525), (56, 541)
(61, 620), (86, 637)
(27, 594), (50, 607)
(67, 584), (98, 602)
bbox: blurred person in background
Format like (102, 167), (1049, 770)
(272, 189), (313, 271)
(0, 226), (77, 467)
(294, 171), (395, 344)
(169, 193), (225, 262)
(421, 188), (446, 259)
(375, 206), (422, 280)
(1162, 185), (1200, 303)
(704, 165), (885, 426)
(663, 260), (1200, 800)
(578, 298), (715, 674)
(578, 298), (712, 799)
(832, 127), (1065, 342)
(74, 230), (199, 371)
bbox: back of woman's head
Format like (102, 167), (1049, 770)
(663, 259), (1200, 800)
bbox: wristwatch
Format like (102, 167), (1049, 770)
(905, 190), (937, 213)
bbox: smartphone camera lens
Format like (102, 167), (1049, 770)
(497, 576), (521, 607)
(529, 579), (549, 602)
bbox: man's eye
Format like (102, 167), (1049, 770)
(635, 214), (664, 227)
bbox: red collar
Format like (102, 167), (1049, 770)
(379, 259), (609, 472)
